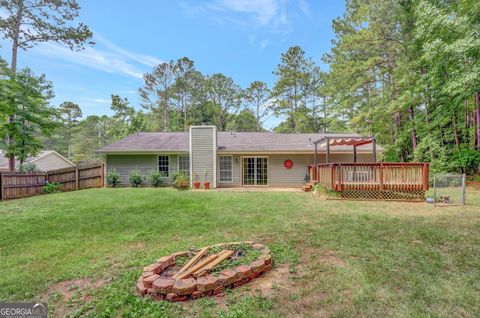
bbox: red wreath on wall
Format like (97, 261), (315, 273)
(284, 159), (293, 169)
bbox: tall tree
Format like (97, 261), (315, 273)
(140, 60), (177, 132)
(205, 73), (241, 131)
(58, 101), (82, 159)
(227, 109), (258, 132)
(110, 94), (146, 137)
(0, 0), (93, 170)
(243, 81), (271, 132)
(0, 66), (56, 167)
(272, 46), (314, 133)
(171, 57), (196, 131)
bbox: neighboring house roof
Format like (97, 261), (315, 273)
(97, 131), (383, 154)
(0, 150), (75, 170)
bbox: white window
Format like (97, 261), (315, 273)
(158, 155), (169, 177)
(178, 155), (190, 176)
(219, 156), (233, 182)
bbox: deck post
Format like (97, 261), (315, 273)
(353, 145), (357, 163)
(372, 138), (377, 162)
(326, 137), (330, 164)
(379, 163), (384, 191)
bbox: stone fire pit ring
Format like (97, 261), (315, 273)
(136, 241), (272, 301)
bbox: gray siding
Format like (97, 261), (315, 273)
(106, 154), (179, 186)
(190, 127), (216, 187)
(216, 152), (375, 188)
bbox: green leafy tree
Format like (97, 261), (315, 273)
(206, 73), (242, 130)
(0, 0), (93, 170)
(58, 101), (82, 159)
(227, 109), (259, 132)
(243, 81), (271, 132)
(0, 66), (56, 166)
(272, 46), (313, 132)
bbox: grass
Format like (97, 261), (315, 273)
(0, 187), (479, 317)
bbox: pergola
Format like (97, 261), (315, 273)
(312, 137), (377, 167)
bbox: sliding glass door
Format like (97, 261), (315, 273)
(242, 157), (268, 186)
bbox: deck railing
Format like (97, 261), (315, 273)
(309, 162), (429, 192)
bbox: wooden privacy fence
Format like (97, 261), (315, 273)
(0, 164), (104, 201)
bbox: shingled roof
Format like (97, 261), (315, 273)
(97, 131), (382, 153)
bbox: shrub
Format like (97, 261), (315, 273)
(106, 169), (121, 187)
(43, 182), (62, 194)
(129, 169), (145, 187)
(171, 171), (188, 182)
(173, 173), (189, 190)
(18, 162), (40, 173)
(148, 170), (164, 187)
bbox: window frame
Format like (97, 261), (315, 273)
(157, 155), (170, 177)
(219, 155), (233, 183)
(177, 155), (190, 176)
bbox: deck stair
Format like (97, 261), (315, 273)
(301, 182), (316, 192)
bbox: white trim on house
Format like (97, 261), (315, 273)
(189, 126), (193, 187)
(241, 155), (269, 187)
(219, 155), (233, 183)
(177, 154), (190, 176)
(213, 127), (217, 188)
(157, 154), (170, 177)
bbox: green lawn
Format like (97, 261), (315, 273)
(1, 187), (480, 317)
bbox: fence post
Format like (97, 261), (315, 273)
(0, 173), (3, 202)
(462, 173), (466, 205)
(75, 166), (79, 190)
(101, 163), (105, 187)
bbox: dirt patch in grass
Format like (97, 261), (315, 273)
(40, 278), (106, 318)
(244, 263), (292, 297)
(318, 250), (347, 267)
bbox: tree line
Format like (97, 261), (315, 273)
(0, 0), (479, 175)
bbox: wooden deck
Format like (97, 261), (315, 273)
(309, 163), (429, 200)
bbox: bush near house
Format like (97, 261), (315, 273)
(128, 169), (145, 187)
(106, 169), (121, 187)
(173, 172), (189, 190)
(148, 170), (164, 187)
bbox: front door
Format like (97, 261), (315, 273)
(242, 157), (268, 186)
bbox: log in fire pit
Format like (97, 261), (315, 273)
(136, 241), (272, 301)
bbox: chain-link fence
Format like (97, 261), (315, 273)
(432, 174), (466, 206)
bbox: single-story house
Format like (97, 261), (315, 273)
(0, 150), (75, 172)
(97, 126), (382, 188)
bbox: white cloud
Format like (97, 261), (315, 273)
(181, 0), (296, 28)
(211, 0), (284, 26)
(95, 35), (163, 68)
(297, 0), (310, 18)
(84, 98), (111, 104)
(31, 35), (163, 80)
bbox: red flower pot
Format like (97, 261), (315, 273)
(193, 182), (201, 189)
(203, 182), (210, 190)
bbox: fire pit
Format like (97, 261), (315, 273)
(136, 241), (272, 301)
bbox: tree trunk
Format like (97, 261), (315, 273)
(453, 113), (460, 150)
(7, 0), (24, 171)
(408, 106), (417, 149)
(475, 92), (480, 150)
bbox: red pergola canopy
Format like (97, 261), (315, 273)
(313, 136), (377, 164)
(318, 137), (374, 148)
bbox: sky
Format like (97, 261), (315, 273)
(0, 0), (345, 129)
